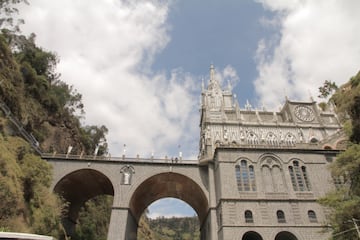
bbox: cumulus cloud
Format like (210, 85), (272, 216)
(18, 0), (201, 157)
(210, 65), (240, 92)
(222, 65), (240, 91)
(254, 0), (360, 108)
(147, 198), (196, 219)
(18, 0), (239, 159)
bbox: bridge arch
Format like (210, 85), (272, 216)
(242, 231), (263, 240)
(274, 231), (299, 240)
(54, 169), (114, 236)
(129, 172), (209, 226)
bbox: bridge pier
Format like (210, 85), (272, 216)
(207, 163), (219, 240)
(62, 218), (76, 238)
(107, 207), (137, 240)
(203, 209), (219, 240)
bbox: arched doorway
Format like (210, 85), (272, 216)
(129, 172), (209, 239)
(275, 231), (298, 240)
(242, 231), (263, 240)
(54, 169), (114, 238)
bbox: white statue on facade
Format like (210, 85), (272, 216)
(121, 165), (134, 185)
(123, 171), (131, 185)
(298, 128), (304, 143)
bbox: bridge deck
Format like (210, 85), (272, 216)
(42, 153), (199, 165)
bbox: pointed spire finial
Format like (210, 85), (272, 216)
(283, 88), (288, 101)
(210, 64), (215, 84)
(245, 100), (252, 110)
(207, 64), (221, 91)
(227, 80), (232, 91)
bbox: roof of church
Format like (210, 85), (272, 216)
(198, 65), (345, 162)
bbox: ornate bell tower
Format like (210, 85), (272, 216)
(198, 65), (345, 240)
(199, 64), (236, 163)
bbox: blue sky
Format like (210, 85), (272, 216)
(152, 0), (277, 105)
(147, 198), (196, 219)
(19, 0), (360, 219)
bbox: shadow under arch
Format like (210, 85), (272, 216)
(54, 169), (114, 236)
(275, 231), (298, 240)
(129, 172), (209, 226)
(242, 231), (263, 240)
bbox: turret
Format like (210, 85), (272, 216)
(198, 65), (343, 164)
(199, 65), (237, 163)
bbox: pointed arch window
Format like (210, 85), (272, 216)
(235, 160), (256, 191)
(277, 210), (286, 223)
(260, 156), (286, 193)
(245, 210), (254, 223)
(333, 175), (347, 189)
(249, 166), (256, 191)
(288, 160), (311, 191)
(302, 166), (311, 190)
(308, 210), (317, 223)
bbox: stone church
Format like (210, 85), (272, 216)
(35, 65), (347, 240)
(198, 65), (346, 240)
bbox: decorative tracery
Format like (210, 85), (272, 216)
(288, 160), (311, 191)
(235, 160), (256, 191)
(260, 156), (286, 192)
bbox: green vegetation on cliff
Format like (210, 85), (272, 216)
(0, 134), (63, 237)
(72, 195), (113, 240)
(0, 4), (200, 239)
(138, 215), (200, 240)
(0, 31), (108, 155)
(319, 71), (360, 240)
(0, 2), (111, 238)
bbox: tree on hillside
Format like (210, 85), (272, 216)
(71, 195), (113, 240)
(317, 80), (338, 111)
(318, 80), (338, 99)
(0, 0), (28, 32)
(0, 136), (64, 238)
(349, 95), (360, 143)
(319, 71), (360, 240)
(1, 2), (112, 239)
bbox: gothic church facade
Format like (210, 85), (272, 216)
(199, 65), (346, 240)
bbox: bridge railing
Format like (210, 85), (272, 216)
(41, 153), (199, 165)
(0, 101), (42, 155)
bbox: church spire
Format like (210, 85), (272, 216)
(208, 64), (221, 91)
(210, 64), (215, 85)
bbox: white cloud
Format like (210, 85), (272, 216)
(18, 0), (200, 157)
(18, 0), (237, 159)
(254, 0), (360, 109)
(147, 198), (197, 219)
(222, 65), (240, 91)
(210, 65), (240, 92)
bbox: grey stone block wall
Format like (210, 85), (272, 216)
(45, 66), (345, 240)
(213, 148), (335, 240)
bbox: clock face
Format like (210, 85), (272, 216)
(294, 105), (315, 122)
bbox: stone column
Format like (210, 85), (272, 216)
(107, 207), (137, 240)
(208, 162), (219, 240)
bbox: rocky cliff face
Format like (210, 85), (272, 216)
(0, 33), (107, 155)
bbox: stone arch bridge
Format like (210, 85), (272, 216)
(44, 154), (218, 240)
